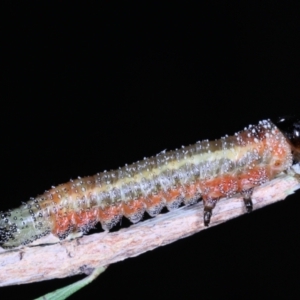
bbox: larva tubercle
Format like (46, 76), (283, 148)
(1, 118), (299, 249)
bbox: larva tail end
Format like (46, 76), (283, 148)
(0, 227), (15, 249)
(275, 116), (300, 162)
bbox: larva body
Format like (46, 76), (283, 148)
(1, 119), (299, 249)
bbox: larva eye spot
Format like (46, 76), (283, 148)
(275, 116), (300, 161)
(274, 160), (281, 167)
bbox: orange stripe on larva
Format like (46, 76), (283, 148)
(0, 119), (297, 248)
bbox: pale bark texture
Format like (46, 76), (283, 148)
(0, 171), (299, 287)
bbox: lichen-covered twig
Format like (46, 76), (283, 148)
(0, 170), (299, 287)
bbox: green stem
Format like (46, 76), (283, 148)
(35, 265), (108, 300)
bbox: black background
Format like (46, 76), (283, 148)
(1, 2), (300, 299)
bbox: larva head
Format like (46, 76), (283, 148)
(275, 116), (300, 162)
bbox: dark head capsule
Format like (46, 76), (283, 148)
(275, 116), (300, 162)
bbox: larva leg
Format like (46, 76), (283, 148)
(241, 188), (254, 213)
(65, 231), (84, 241)
(203, 198), (218, 226)
(204, 207), (213, 226)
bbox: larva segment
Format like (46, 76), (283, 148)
(122, 199), (146, 223)
(95, 205), (123, 231)
(0, 119), (295, 248)
(144, 193), (165, 216)
(183, 184), (201, 205)
(164, 187), (185, 210)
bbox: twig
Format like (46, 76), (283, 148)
(0, 171), (299, 287)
